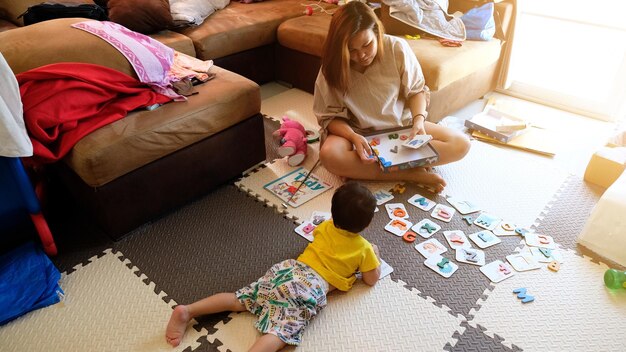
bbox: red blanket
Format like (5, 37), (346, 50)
(17, 63), (172, 164)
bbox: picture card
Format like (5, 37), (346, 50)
(309, 211), (331, 226)
(384, 218), (413, 237)
(446, 197), (480, 215)
(523, 246), (564, 263)
(264, 167), (333, 208)
(443, 230), (471, 249)
(385, 203), (410, 220)
(424, 254), (458, 278)
(379, 259), (394, 280)
(524, 233), (557, 249)
(431, 204), (456, 222)
(473, 212), (502, 231)
(455, 247), (486, 266)
(493, 221), (518, 236)
(294, 221), (316, 242)
(407, 194), (436, 211)
(506, 253), (541, 271)
(372, 189), (394, 206)
(411, 218), (441, 238)
(469, 230), (501, 249)
(402, 134), (432, 149)
(480, 260), (515, 283)
(414, 238), (447, 258)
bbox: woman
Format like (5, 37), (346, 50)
(313, 1), (470, 192)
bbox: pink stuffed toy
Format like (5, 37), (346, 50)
(273, 117), (307, 166)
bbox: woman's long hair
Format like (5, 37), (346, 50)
(321, 1), (385, 94)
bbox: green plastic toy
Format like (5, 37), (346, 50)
(604, 269), (626, 289)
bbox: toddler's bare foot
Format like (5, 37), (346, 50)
(166, 305), (190, 347)
(408, 168), (446, 193)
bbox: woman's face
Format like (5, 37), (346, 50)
(348, 29), (377, 68)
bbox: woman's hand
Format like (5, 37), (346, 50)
(350, 133), (377, 163)
(409, 114), (426, 140)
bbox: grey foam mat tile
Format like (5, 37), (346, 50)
(361, 183), (527, 318)
(445, 322), (524, 352)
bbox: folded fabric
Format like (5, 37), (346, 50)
(17, 63), (172, 164)
(0, 53), (32, 157)
(169, 0), (230, 27)
(0, 242), (63, 325)
(461, 2), (495, 41)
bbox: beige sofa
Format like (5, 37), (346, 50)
(0, 0), (516, 240)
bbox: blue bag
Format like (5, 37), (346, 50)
(461, 2), (496, 41)
(0, 241), (64, 325)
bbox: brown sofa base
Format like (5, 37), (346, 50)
(214, 45), (275, 85)
(53, 113), (266, 241)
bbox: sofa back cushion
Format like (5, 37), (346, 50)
(0, 0), (93, 26)
(0, 18), (135, 77)
(107, 0), (174, 34)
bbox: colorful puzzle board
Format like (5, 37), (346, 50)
(365, 127), (439, 172)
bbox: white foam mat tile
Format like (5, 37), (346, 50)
(436, 140), (569, 228)
(0, 249), (206, 352)
(210, 277), (465, 351)
(236, 145), (397, 223)
(261, 88), (319, 131)
(467, 249), (626, 351)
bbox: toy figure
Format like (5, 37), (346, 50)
(273, 117), (308, 166)
(604, 269), (626, 289)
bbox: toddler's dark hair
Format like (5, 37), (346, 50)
(331, 181), (376, 233)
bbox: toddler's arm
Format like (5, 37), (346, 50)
(361, 244), (381, 286)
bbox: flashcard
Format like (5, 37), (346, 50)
(407, 194), (436, 211)
(424, 254), (458, 278)
(524, 233), (557, 249)
(414, 238), (447, 258)
(469, 230), (501, 249)
(506, 253), (541, 271)
(385, 203), (410, 220)
(431, 204), (456, 222)
(309, 211), (331, 226)
(375, 207), (379, 212)
(473, 212), (501, 231)
(443, 230), (471, 249)
(294, 221), (316, 242)
(446, 197), (480, 215)
(455, 247), (486, 266)
(379, 259), (394, 280)
(384, 218), (413, 237)
(373, 189), (394, 206)
(402, 134), (432, 149)
(480, 260), (515, 283)
(526, 246), (564, 263)
(493, 221), (518, 236)
(411, 218), (441, 238)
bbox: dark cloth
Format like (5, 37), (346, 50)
(17, 63), (172, 164)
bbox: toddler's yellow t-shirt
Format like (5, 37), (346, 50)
(297, 220), (380, 291)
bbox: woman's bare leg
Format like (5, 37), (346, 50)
(423, 121), (471, 166)
(166, 293), (246, 347)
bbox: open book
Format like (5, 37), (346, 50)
(263, 167), (333, 208)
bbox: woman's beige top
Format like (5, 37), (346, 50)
(313, 34), (426, 140)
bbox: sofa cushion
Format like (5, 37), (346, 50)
(277, 14), (502, 91)
(0, 18), (17, 32)
(0, 0), (93, 26)
(149, 30), (196, 57)
(63, 66), (261, 187)
(107, 0), (174, 34)
(178, 0), (321, 60)
(0, 18), (135, 77)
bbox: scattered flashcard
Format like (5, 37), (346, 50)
(373, 189), (394, 206)
(411, 218), (441, 238)
(525, 246), (564, 263)
(385, 203), (410, 220)
(309, 211), (331, 226)
(431, 204), (456, 222)
(379, 259), (394, 280)
(443, 230), (471, 249)
(402, 134), (432, 149)
(455, 247), (486, 266)
(384, 218), (413, 237)
(407, 194), (436, 211)
(446, 197), (480, 215)
(424, 254), (458, 278)
(480, 260), (515, 283)
(375, 207), (379, 212)
(473, 212), (501, 231)
(506, 253), (541, 271)
(294, 221), (316, 242)
(524, 233), (557, 249)
(469, 230), (501, 249)
(414, 238), (447, 258)
(264, 167), (333, 207)
(493, 221), (518, 236)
